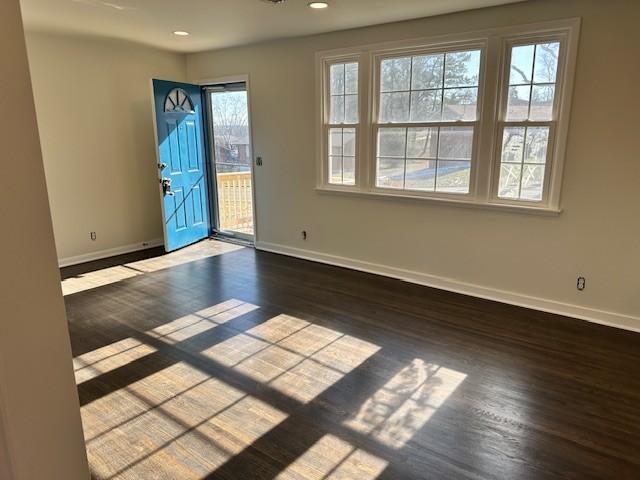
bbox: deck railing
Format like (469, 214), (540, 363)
(216, 171), (253, 234)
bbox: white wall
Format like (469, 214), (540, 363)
(25, 32), (186, 263)
(187, 0), (640, 328)
(0, 0), (90, 478)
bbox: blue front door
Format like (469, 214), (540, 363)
(152, 79), (210, 251)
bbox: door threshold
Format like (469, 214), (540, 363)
(211, 234), (254, 248)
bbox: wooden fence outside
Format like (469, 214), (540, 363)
(216, 171), (253, 234)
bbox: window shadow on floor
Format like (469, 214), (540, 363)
(74, 291), (467, 479)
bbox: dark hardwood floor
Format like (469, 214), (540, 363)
(61, 239), (640, 479)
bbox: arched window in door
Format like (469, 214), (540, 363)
(164, 88), (195, 113)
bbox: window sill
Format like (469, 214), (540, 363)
(315, 186), (562, 216)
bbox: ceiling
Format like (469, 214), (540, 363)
(20, 0), (525, 53)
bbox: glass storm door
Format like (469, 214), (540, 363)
(152, 79), (211, 252)
(206, 83), (254, 240)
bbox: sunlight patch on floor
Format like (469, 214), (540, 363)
(202, 315), (381, 403)
(62, 265), (142, 296)
(74, 338), (157, 384)
(344, 359), (466, 449)
(147, 299), (258, 345)
(82, 361), (212, 442)
(74, 299), (470, 479)
(83, 361), (287, 480)
(276, 434), (388, 480)
(61, 240), (243, 296)
(74, 299), (258, 385)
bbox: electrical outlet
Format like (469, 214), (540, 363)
(90, 231), (97, 241)
(577, 276), (586, 291)
(302, 230), (308, 241)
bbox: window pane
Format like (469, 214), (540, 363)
(345, 94), (359, 123)
(405, 159), (436, 191)
(378, 128), (406, 157)
(504, 42), (560, 128)
(329, 156), (343, 184)
(380, 92), (410, 123)
(373, 48), (483, 195)
(444, 50), (481, 88)
(438, 127), (473, 160)
(328, 128), (356, 186)
(498, 164), (522, 198)
(330, 64), (345, 95)
(523, 127), (549, 164)
(530, 85), (555, 121)
(442, 87), (478, 121)
(345, 62), (359, 94)
(506, 85), (531, 121)
(498, 127), (547, 201)
(501, 127), (525, 163)
(509, 44), (534, 85)
(330, 95), (344, 123)
(375, 126), (474, 195)
(520, 165), (545, 201)
(533, 42), (560, 84)
(380, 57), (411, 92)
(410, 90), (442, 122)
(436, 161), (471, 193)
(343, 156), (356, 185)
(328, 62), (359, 126)
(343, 128), (356, 156)
(329, 128), (343, 155)
(412, 54), (444, 90)
(377, 158), (405, 189)
(407, 127), (438, 159)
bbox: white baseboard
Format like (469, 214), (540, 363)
(255, 241), (640, 334)
(58, 238), (164, 268)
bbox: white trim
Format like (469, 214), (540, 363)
(368, 40), (487, 199)
(58, 238), (164, 268)
(489, 27), (579, 210)
(197, 73), (259, 244)
(318, 55), (364, 188)
(315, 18), (581, 213)
(255, 241), (640, 334)
(195, 74), (249, 86)
(149, 79), (171, 252)
(315, 186), (561, 215)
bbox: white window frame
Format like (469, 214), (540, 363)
(315, 18), (580, 214)
(318, 53), (365, 188)
(491, 30), (575, 209)
(370, 40), (487, 200)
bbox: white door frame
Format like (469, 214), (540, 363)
(198, 74), (258, 244)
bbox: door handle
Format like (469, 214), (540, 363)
(161, 178), (174, 196)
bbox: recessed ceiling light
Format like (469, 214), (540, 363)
(308, 2), (329, 9)
(172, 31), (190, 36)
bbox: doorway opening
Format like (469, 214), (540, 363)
(205, 82), (255, 241)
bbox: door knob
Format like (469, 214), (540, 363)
(161, 178), (174, 196)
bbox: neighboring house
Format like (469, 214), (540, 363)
(214, 125), (250, 171)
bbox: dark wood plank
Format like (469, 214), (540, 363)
(61, 240), (640, 480)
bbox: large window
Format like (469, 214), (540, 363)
(317, 19), (579, 213)
(375, 49), (481, 194)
